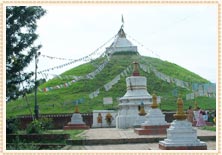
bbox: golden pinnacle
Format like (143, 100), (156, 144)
(74, 104), (80, 113)
(173, 95), (187, 120)
(139, 102), (147, 116)
(151, 93), (158, 109)
(132, 62), (140, 76)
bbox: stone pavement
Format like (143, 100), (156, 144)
(63, 127), (216, 150)
(63, 141), (216, 150)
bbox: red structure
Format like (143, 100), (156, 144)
(134, 124), (170, 135)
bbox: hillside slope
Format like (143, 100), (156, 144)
(6, 54), (216, 117)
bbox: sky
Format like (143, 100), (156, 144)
(29, 4), (217, 83)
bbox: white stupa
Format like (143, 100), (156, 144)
(63, 104), (89, 130)
(134, 93), (169, 135)
(159, 96), (207, 150)
(116, 62), (153, 129)
(105, 16), (138, 56)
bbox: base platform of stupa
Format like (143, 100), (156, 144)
(134, 124), (170, 135)
(158, 143), (207, 150)
(158, 120), (208, 150)
(63, 123), (89, 130)
(64, 128), (215, 150)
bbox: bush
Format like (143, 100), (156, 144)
(26, 118), (54, 134)
(6, 117), (20, 134)
(201, 126), (216, 131)
(39, 117), (53, 130)
(26, 119), (42, 134)
(7, 136), (39, 150)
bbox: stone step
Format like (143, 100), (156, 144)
(134, 125), (170, 135)
(61, 145), (73, 150)
(63, 124), (89, 130)
(134, 128), (167, 135)
(141, 124), (170, 129)
(159, 143), (207, 150)
(66, 135), (215, 145)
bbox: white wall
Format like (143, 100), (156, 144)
(92, 110), (117, 128)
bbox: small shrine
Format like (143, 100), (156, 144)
(159, 95), (207, 150)
(134, 93), (169, 135)
(63, 104), (89, 130)
(92, 110), (116, 128)
(116, 62), (153, 129)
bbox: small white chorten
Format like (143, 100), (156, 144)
(159, 96), (207, 150)
(63, 104), (89, 130)
(134, 93), (169, 135)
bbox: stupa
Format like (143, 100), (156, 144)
(159, 96), (207, 150)
(105, 16), (138, 56)
(134, 93), (169, 135)
(63, 104), (89, 130)
(116, 62), (153, 129)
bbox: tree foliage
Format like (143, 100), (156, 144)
(6, 6), (46, 101)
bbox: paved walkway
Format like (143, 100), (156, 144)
(64, 141), (216, 150)
(63, 127), (216, 150)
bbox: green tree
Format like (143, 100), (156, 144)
(6, 6), (46, 101)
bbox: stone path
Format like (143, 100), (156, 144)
(63, 141), (216, 150)
(62, 127), (216, 150)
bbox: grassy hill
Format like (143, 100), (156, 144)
(6, 54), (216, 117)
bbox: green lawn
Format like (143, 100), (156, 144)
(45, 129), (84, 140)
(6, 54), (216, 117)
(200, 126), (216, 131)
(17, 129), (84, 140)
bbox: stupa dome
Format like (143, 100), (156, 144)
(105, 17), (138, 55)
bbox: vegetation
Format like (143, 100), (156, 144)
(26, 118), (53, 134)
(200, 126), (216, 131)
(7, 129), (84, 150)
(45, 130), (84, 140)
(7, 136), (40, 150)
(6, 54), (216, 117)
(6, 117), (20, 134)
(6, 6), (46, 101)
(16, 129), (84, 140)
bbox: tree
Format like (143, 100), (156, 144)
(6, 6), (46, 101)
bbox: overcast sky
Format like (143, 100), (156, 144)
(30, 4), (217, 83)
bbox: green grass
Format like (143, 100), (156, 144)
(7, 129), (84, 150)
(6, 54), (216, 117)
(17, 129), (84, 141)
(200, 126), (216, 131)
(45, 129), (84, 140)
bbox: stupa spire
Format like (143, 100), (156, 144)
(173, 95), (187, 120)
(105, 16), (138, 55)
(139, 101), (146, 116)
(74, 104), (80, 113)
(151, 93), (158, 109)
(121, 14), (124, 28)
(132, 62), (140, 76)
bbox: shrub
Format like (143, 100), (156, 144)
(39, 117), (53, 130)
(6, 117), (20, 134)
(26, 118), (54, 134)
(7, 136), (39, 150)
(26, 119), (42, 134)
